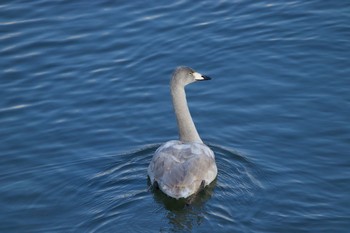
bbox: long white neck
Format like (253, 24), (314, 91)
(171, 84), (202, 143)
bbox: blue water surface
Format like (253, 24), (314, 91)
(1, 1), (349, 232)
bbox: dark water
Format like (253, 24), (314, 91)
(1, 1), (349, 232)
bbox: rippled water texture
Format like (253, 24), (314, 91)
(1, 1), (350, 232)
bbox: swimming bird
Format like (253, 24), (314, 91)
(148, 66), (217, 199)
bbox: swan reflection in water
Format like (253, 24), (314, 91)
(148, 178), (217, 232)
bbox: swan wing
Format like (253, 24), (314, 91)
(148, 140), (217, 199)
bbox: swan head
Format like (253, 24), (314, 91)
(171, 66), (211, 87)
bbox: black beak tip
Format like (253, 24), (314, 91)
(202, 75), (211, 81)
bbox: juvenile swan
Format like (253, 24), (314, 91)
(148, 67), (217, 199)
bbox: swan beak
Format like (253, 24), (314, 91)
(193, 72), (212, 81)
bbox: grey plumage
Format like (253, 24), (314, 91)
(148, 67), (217, 199)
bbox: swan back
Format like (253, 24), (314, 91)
(148, 140), (217, 199)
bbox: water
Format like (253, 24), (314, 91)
(1, 0), (349, 232)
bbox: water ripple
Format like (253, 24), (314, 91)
(69, 143), (265, 232)
(1, 0), (349, 232)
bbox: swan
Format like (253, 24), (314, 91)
(148, 66), (217, 199)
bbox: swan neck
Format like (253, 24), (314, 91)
(171, 84), (202, 143)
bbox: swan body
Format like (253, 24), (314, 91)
(148, 67), (217, 199)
